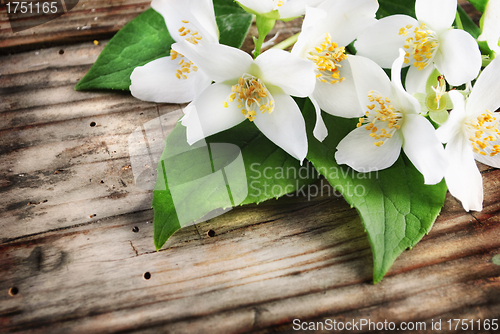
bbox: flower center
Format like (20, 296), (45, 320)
(357, 91), (403, 147)
(307, 33), (347, 85)
(178, 20), (203, 45)
(399, 23), (439, 71)
(466, 110), (500, 157)
(223, 74), (275, 122)
(170, 50), (198, 80)
(426, 75), (448, 111)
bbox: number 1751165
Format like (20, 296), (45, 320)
(6, 2), (59, 14)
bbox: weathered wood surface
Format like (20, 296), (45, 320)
(1, 1), (500, 333)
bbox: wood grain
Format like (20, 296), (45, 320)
(1, 1), (500, 333)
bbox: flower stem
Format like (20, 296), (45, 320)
(254, 15), (276, 58)
(271, 32), (300, 51)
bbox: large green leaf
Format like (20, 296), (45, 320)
(153, 117), (318, 250)
(303, 100), (447, 283)
(75, 1), (252, 91)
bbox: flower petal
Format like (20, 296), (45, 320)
(434, 29), (481, 87)
(312, 56), (364, 117)
(444, 132), (483, 211)
(390, 49), (421, 114)
(319, 0), (378, 46)
(256, 49), (316, 97)
(348, 55), (393, 111)
(278, 0), (308, 19)
(172, 42), (253, 82)
(182, 83), (245, 144)
(478, 0), (500, 54)
(236, 0), (274, 14)
(310, 97), (328, 142)
(335, 126), (403, 173)
(435, 90), (466, 143)
(130, 56), (210, 103)
(292, 5), (328, 58)
(404, 61), (435, 95)
(466, 56), (500, 117)
(254, 88), (308, 162)
(355, 15), (418, 68)
(295, 0), (378, 55)
(474, 149), (500, 169)
(152, 0), (218, 44)
(415, 0), (456, 34)
(401, 114), (446, 184)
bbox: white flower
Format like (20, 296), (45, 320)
(172, 42), (316, 162)
(129, 0), (218, 103)
(236, 0), (307, 19)
(291, 0), (378, 141)
(436, 57), (500, 211)
(478, 0), (500, 55)
(354, 0), (481, 93)
(335, 50), (447, 185)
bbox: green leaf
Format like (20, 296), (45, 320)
(75, 1), (252, 91)
(377, 0), (416, 19)
(303, 100), (447, 283)
(457, 4), (481, 38)
(468, 0), (488, 13)
(153, 117), (318, 250)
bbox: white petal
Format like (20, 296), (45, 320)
(130, 57), (210, 103)
(401, 114), (447, 184)
(278, 0), (308, 19)
(348, 55), (393, 111)
(292, 6), (328, 57)
(321, 0), (378, 46)
(390, 49), (421, 115)
(467, 57), (500, 117)
(172, 42), (253, 82)
(405, 62), (435, 95)
(310, 97), (328, 142)
(444, 132), (483, 211)
(256, 49), (316, 97)
(355, 15), (418, 68)
(312, 56), (364, 117)
(152, 0), (218, 44)
(434, 29), (482, 87)
(478, 0), (500, 54)
(435, 90), (466, 143)
(335, 126), (403, 173)
(183, 83), (245, 144)
(415, 0), (456, 34)
(295, 0), (378, 54)
(254, 88), (308, 162)
(474, 150), (500, 169)
(235, 0), (274, 14)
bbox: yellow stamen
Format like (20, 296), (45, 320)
(223, 74), (275, 122)
(465, 110), (500, 157)
(358, 91), (403, 147)
(307, 33), (347, 85)
(399, 22), (438, 71)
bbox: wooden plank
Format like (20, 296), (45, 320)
(1, 185), (500, 332)
(0, 39), (185, 241)
(0, 0), (150, 54)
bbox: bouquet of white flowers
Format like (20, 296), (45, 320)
(76, 0), (500, 283)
